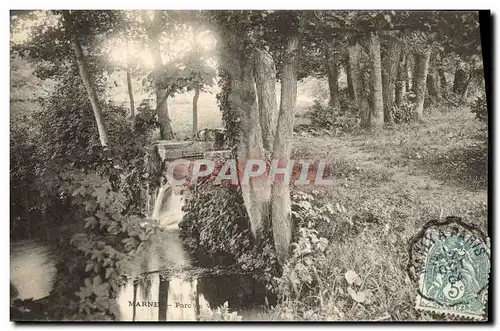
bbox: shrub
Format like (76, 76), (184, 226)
(10, 67), (163, 320)
(307, 99), (358, 134)
(180, 183), (253, 266)
(470, 94), (488, 122)
(443, 92), (468, 109)
(199, 301), (243, 321)
(180, 173), (281, 294)
(392, 95), (415, 124)
(275, 226), (329, 301)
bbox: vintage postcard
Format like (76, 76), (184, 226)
(10, 9), (490, 322)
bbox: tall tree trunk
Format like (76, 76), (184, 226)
(413, 49), (431, 122)
(411, 55), (419, 93)
(405, 53), (412, 92)
(150, 11), (174, 140)
(358, 70), (371, 129)
(346, 60), (355, 101)
(271, 33), (299, 263)
(253, 49), (278, 151)
(353, 45), (370, 128)
(382, 39), (402, 124)
(325, 41), (339, 108)
(435, 51), (446, 94)
(126, 65), (136, 129)
(453, 62), (468, 95)
(426, 52), (440, 98)
(369, 34), (384, 128)
(218, 28), (270, 246)
(461, 73), (474, 100)
(427, 72), (439, 97)
(348, 44), (360, 103)
(192, 87), (200, 136)
(64, 12), (109, 147)
(156, 90), (173, 140)
(438, 67), (447, 91)
(395, 52), (406, 106)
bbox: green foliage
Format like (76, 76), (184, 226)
(199, 301), (243, 321)
(179, 155), (280, 288)
(271, 191), (334, 318)
(216, 69), (239, 148)
(392, 95), (416, 124)
(290, 190), (357, 245)
(10, 56), (162, 319)
(470, 93), (488, 122)
(148, 58), (216, 97)
(443, 92), (468, 109)
(180, 183), (253, 266)
(275, 226), (329, 301)
(33, 169), (159, 320)
(307, 99), (358, 134)
(68, 173), (157, 318)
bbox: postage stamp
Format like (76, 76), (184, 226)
(408, 217), (490, 320)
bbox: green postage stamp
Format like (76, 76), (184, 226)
(408, 217), (490, 320)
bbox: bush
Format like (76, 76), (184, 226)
(471, 94), (488, 122)
(392, 95), (415, 124)
(271, 191), (332, 320)
(275, 226), (329, 301)
(179, 168), (281, 293)
(180, 183), (253, 266)
(443, 92), (468, 109)
(10, 66), (163, 320)
(307, 99), (358, 134)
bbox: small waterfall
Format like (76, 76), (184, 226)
(151, 184), (170, 221)
(151, 183), (185, 229)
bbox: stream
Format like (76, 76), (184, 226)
(10, 186), (270, 321)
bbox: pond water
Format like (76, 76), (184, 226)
(10, 189), (271, 321)
(117, 272), (269, 321)
(10, 239), (59, 301)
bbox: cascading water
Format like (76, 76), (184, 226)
(150, 183), (185, 229)
(151, 183), (169, 222)
(117, 155), (202, 321)
(115, 145), (271, 321)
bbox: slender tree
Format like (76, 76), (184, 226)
(253, 48), (278, 151)
(413, 48), (432, 121)
(126, 50), (135, 128)
(453, 61), (468, 96)
(217, 24), (269, 244)
(62, 11), (109, 147)
(382, 38), (402, 123)
(270, 31), (299, 263)
(144, 10), (175, 140)
(324, 41), (339, 108)
(192, 87), (200, 136)
(347, 43), (360, 103)
(395, 52), (406, 106)
(369, 33), (384, 127)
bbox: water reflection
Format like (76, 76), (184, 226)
(117, 272), (269, 321)
(10, 239), (58, 301)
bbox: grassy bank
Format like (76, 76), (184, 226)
(271, 106), (488, 321)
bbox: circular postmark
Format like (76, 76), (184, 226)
(407, 216), (490, 320)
